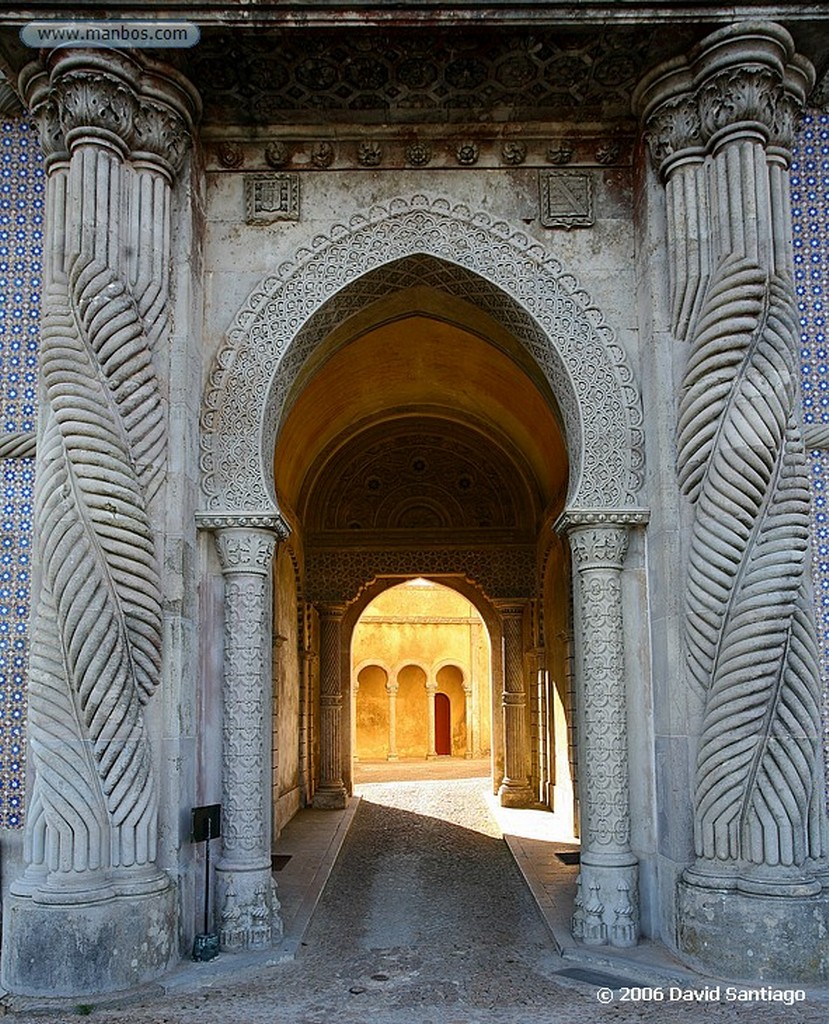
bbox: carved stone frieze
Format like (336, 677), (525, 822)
(501, 140), (526, 165)
(200, 197), (645, 517)
(218, 141), (243, 168)
(455, 141), (479, 166)
(311, 141), (334, 168)
(264, 140), (290, 168)
(405, 142), (431, 166)
(357, 141), (383, 167)
(546, 141), (574, 165)
(306, 545), (536, 604)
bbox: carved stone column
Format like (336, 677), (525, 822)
(209, 520), (286, 951)
(314, 604), (347, 809)
(496, 602), (533, 808)
(386, 678), (399, 761)
(637, 22), (829, 980)
(2, 50), (198, 998)
(462, 680), (473, 759)
(559, 511), (646, 948)
(426, 679), (438, 759)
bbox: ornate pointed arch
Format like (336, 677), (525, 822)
(199, 195), (644, 514)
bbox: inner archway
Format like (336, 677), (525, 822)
(352, 579), (491, 767)
(272, 285), (575, 817)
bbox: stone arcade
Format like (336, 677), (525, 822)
(0, 1), (828, 997)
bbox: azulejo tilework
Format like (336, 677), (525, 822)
(792, 111), (829, 777)
(0, 116), (41, 829)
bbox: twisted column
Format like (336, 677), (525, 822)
(560, 512), (645, 948)
(314, 604), (347, 809)
(637, 22), (829, 979)
(211, 521), (286, 950)
(16, 51), (195, 897)
(2, 49), (198, 998)
(496, 603), (533, 808)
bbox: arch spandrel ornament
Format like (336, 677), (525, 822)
(199, 195), (644, 515)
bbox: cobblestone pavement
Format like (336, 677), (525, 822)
(9, 775), (828, 1023)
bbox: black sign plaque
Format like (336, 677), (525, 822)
(191, 803), (221, 843)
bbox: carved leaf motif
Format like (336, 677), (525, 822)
(680, 256), (825, 867)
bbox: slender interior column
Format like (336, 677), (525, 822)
(462, 681), (473, 759)
(560, 514), (642, 948)
(496, 602), (533, 808)
(386, 678), (399, 761)
(426, 679), (438, 759)
(314, 603), (348, 809)
(212, 523), (284, 950)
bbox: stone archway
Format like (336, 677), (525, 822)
(197, 195), (649, 951)
(199, 194), (644, 515)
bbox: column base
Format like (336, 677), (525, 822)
(313, 786), (347, 810)
(677, 867), (829, 981)
(572, 856), (639, 948)
(499, 780), (534, 808)
(1, 876), (176, 997)
(215, 862), (282, 951)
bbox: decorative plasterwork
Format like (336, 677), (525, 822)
(192, 25), (654, 127)
(200, 196), (644, 517)
(306, 545), (536, 604)
(305, 418), (535, 534)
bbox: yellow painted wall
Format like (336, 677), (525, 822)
(352, 580), (491, 760)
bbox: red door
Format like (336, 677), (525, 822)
(435, 692), (452, 755)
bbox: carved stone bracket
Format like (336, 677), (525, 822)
(557, 509), (648, 949)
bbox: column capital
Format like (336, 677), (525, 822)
(318, 602), (347, 622)
(635, 22), (814, 178)
(556, 509), (648, 571)
(197, 510), (291, 535)
(214, 527), (278, 577)
(19, 48), (199, 172)
(493, 599), (527, 619)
